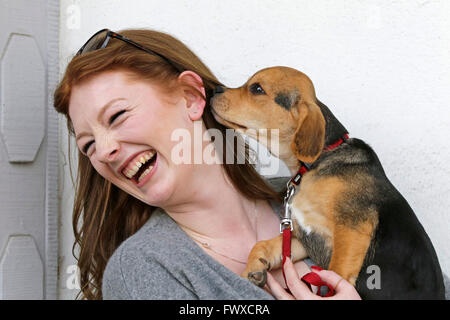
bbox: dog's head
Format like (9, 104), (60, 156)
(211, 66), (326, 164)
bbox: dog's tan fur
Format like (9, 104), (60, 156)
(211, 67), (330, 169)
(211, 66), (377, 287)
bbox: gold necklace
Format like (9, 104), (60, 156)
(189, 199), (258, 265)
(197, 241), (249, 264)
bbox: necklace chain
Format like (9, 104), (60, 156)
(190, 199), (258, 265)
(197, 241), (249, 264)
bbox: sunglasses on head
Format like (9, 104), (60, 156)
(76, 28), (182, 72)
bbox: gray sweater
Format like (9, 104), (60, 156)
(102, 207), (277, 299)
(102, 177), (289, 300)
(102, 177), (450, 300)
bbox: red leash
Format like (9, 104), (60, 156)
(281, 228), (291, 284)
(281, 226), (334, 297)
(301, 271), (334, 297)
(280, 134), (349, 297)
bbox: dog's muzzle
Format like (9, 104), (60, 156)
(213, 86), (225, 95)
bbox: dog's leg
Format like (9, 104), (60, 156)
(328, 220), (376, 286)
(242, 234), (308, 287)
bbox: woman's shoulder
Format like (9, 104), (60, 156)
(106, 209), (177, 265)
(102, 206), (275, 300)
(264, 175), (290, 215)
(102, 208), (199, 299)
(265, 175), (290, 191)
(121, 207), (188, 248)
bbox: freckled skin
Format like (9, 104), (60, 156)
(69, 70), (205, 208)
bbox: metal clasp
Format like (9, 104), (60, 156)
(280, 183), (296, 233)
(280, 218), (293, 233)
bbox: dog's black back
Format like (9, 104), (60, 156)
(313, 136), (445, 299)
(356, 145), (445, 299)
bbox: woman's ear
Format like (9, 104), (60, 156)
(177, 71), (206, 121)
(291, 101), (326, 163)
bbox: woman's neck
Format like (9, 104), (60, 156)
(163, 163), (259, 244)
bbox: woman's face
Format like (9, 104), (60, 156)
(69, 70), (205, 207)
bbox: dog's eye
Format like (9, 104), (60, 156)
(249, 83), (266, 95)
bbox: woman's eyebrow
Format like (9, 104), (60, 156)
(75, 97), (127, 141)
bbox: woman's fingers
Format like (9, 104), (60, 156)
(266, 259), (361, 300)
(311, 268), (351, 291)
(310, 268), (362, 300)
(283, 257), (317, 300)
(266, 272), (294, 300)
(311, 268), (349, 293)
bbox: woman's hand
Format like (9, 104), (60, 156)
(266, 257), (361, 300)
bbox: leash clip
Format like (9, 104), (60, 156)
(280, 218), (293, 233)
(280, 184), (296, 233)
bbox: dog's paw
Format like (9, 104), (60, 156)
(241, 258), (271, 288)
(248, 269), (267, 287)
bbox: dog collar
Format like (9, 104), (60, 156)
(290, 133), (349, 186)
(280, 133), (350, 231)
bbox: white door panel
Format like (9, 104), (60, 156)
(0, 0), (59, 300)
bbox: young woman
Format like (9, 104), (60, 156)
(54, 28), (360, 300)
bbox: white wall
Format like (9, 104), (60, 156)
(58, 0), (450, 299)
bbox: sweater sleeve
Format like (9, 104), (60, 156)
(102, 241), (198, 300)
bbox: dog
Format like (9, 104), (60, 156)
(210, 66), (445, 299)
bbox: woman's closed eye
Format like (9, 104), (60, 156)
(81, 109), (129, 155)
(82, 140), (94, 154)
(109, 109), (126, 125)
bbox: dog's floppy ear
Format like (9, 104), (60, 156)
(291, 100), (326, 163)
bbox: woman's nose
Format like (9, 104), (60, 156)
(96, 136), (120, 163)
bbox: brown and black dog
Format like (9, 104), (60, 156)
(210, 66), (445, 299)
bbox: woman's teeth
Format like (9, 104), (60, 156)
(123, 150), (156, 179)
(138, 167), (153, 182)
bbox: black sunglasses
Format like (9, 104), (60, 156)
(76, 28), (182, 72)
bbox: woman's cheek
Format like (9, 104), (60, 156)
(90, 160), (113, 182)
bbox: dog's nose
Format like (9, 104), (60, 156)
(213, 86), (225, 95)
